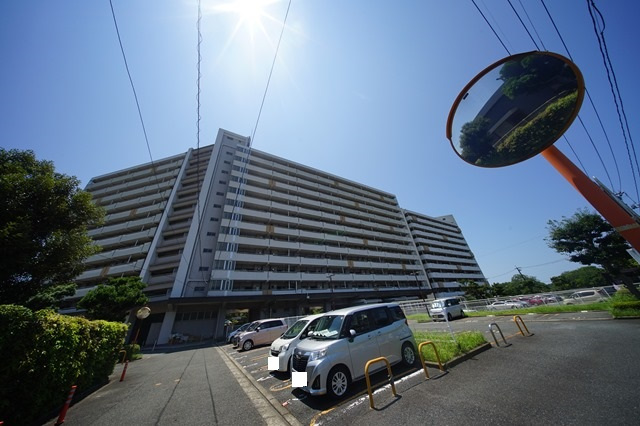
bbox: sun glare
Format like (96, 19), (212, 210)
(214, 0), (279, 33)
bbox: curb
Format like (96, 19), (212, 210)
(422, 342), (493, 370)
(214, 345), (302, 426)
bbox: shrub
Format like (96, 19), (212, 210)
(0, 305), (127, 424)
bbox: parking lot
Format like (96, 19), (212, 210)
(219, 311), (631, 426)
(48, 312), (639, 426)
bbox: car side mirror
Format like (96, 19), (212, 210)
(349, 329), (356, 339)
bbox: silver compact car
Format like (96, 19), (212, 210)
(270, 314), (322, 373)
(291, 303), (417, 398)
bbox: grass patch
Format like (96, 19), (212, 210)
(406, 313), (431, 323)
(413, 331), (486, 363)
(464, 302), (610, 316)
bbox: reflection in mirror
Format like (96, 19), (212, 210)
(448, 52), (583, 167)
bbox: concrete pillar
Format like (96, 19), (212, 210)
(158, 310), (176, 345)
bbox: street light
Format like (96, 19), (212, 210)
(132, 306), (151, 346)
(326, 273), (335, 310)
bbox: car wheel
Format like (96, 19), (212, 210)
(401, 342), (417, 367)
(327, 366), (350, 398)
(242, 340), (254, 351)
(447, 313), (453, 321)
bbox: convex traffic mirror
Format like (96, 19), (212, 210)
(446, 51), (585, 167)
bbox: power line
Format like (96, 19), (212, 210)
(108, 0), (154, 165)
(506, 0), (540, 50)
(517, 0), (547, 50)
(470, 0), (511, 55)
(587, 0), (640, 203)
(539, 0), (623, 194)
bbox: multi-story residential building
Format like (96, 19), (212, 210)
(70, 129), (486, 345)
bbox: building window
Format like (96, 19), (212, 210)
(213, 204), (222, 208)
(216, 192), (224, 196)
(199, 267), (209, 271)
(210, 217), (219, 222)
(207, 232), (216, 236)
(203, 248), (213, 253)
(219, 180), (227, 184)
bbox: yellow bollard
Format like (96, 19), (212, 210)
(418, 341), (445, 379)
(513, 315), (533, 336)
(364, 357), (397, 409)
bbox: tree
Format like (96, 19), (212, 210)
(0, 149), (104, 308)
(77, 277), (149, 322)
(546, 209), (640, 298)
(550, 266), (606, 291)
(491, 274), (549, 296)
(461, 280), (492, 300)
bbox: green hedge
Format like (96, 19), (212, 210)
(0, 305), (128, 425)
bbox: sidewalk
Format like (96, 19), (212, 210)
(43, 344), (296, 426)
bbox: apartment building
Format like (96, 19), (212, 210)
(71, 129), (486, 344)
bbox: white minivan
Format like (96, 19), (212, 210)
(430, 297), (465, 322)
(269, 314), (322, 373)
(291, 303), (418, 398)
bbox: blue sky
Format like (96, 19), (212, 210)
(2, 0), (639, 284)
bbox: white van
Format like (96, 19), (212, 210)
(269, 314), (322, 373)
(291, 303), (417, 398)
(430, 297), (465, 322)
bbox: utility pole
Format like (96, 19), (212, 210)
(515, 266), (526, 279)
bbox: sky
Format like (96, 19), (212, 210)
(2, 0), (640, 285)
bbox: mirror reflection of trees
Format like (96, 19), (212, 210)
(455, 53), (581, 167)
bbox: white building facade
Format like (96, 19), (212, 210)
(70, 129), (486, 344)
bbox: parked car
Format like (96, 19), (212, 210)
(563, 289), (608, 305)
(430, 297), (465, 322)
(227, 322), (251, 344)
(234, 318), (288, 351)
(487, 301), (527, 310)
(291, 303), (418, 398)
(529, 295), (564, 305)
(270, 314), (322, 373)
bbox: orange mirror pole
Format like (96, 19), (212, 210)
(541, 145), (640, 251)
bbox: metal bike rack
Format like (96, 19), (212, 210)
(364, 357), (397, 409)
(488, 323), (511, 347)
(418, 341), (446, 379)
(513, 315), (534, 336)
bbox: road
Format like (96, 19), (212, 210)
(45, 312), (640, 425)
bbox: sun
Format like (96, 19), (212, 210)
(213, 0), (280, 35)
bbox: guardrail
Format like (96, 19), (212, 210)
(488, 323), (511, 347)
(364, 357), (397, 409)
(418, 341), (445, 379)
(513, 315), (534, 336)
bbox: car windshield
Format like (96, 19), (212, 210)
(431, 301), (444, 308)
(281, 319), (308, 339)
(246, 321), (260, 331)
(309, 315), (344, 340)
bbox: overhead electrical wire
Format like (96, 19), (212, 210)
(506, 0), (540, 50)
(587, 0), (640, 204)
(470, 0), (511, 55)
(516, 0), (547, 50)
(109, 0), (209, 290)
(539, 0), (623, 194)
(109, 0), (154, 166)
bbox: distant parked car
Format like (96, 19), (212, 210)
(234, 318), (288, 351)
(487, 301), (526, 310)
(227, 322), (251, 343)
(563, 289), (608, 305)
(430, 297), (466, 321)
(529, 295), (564, 305)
